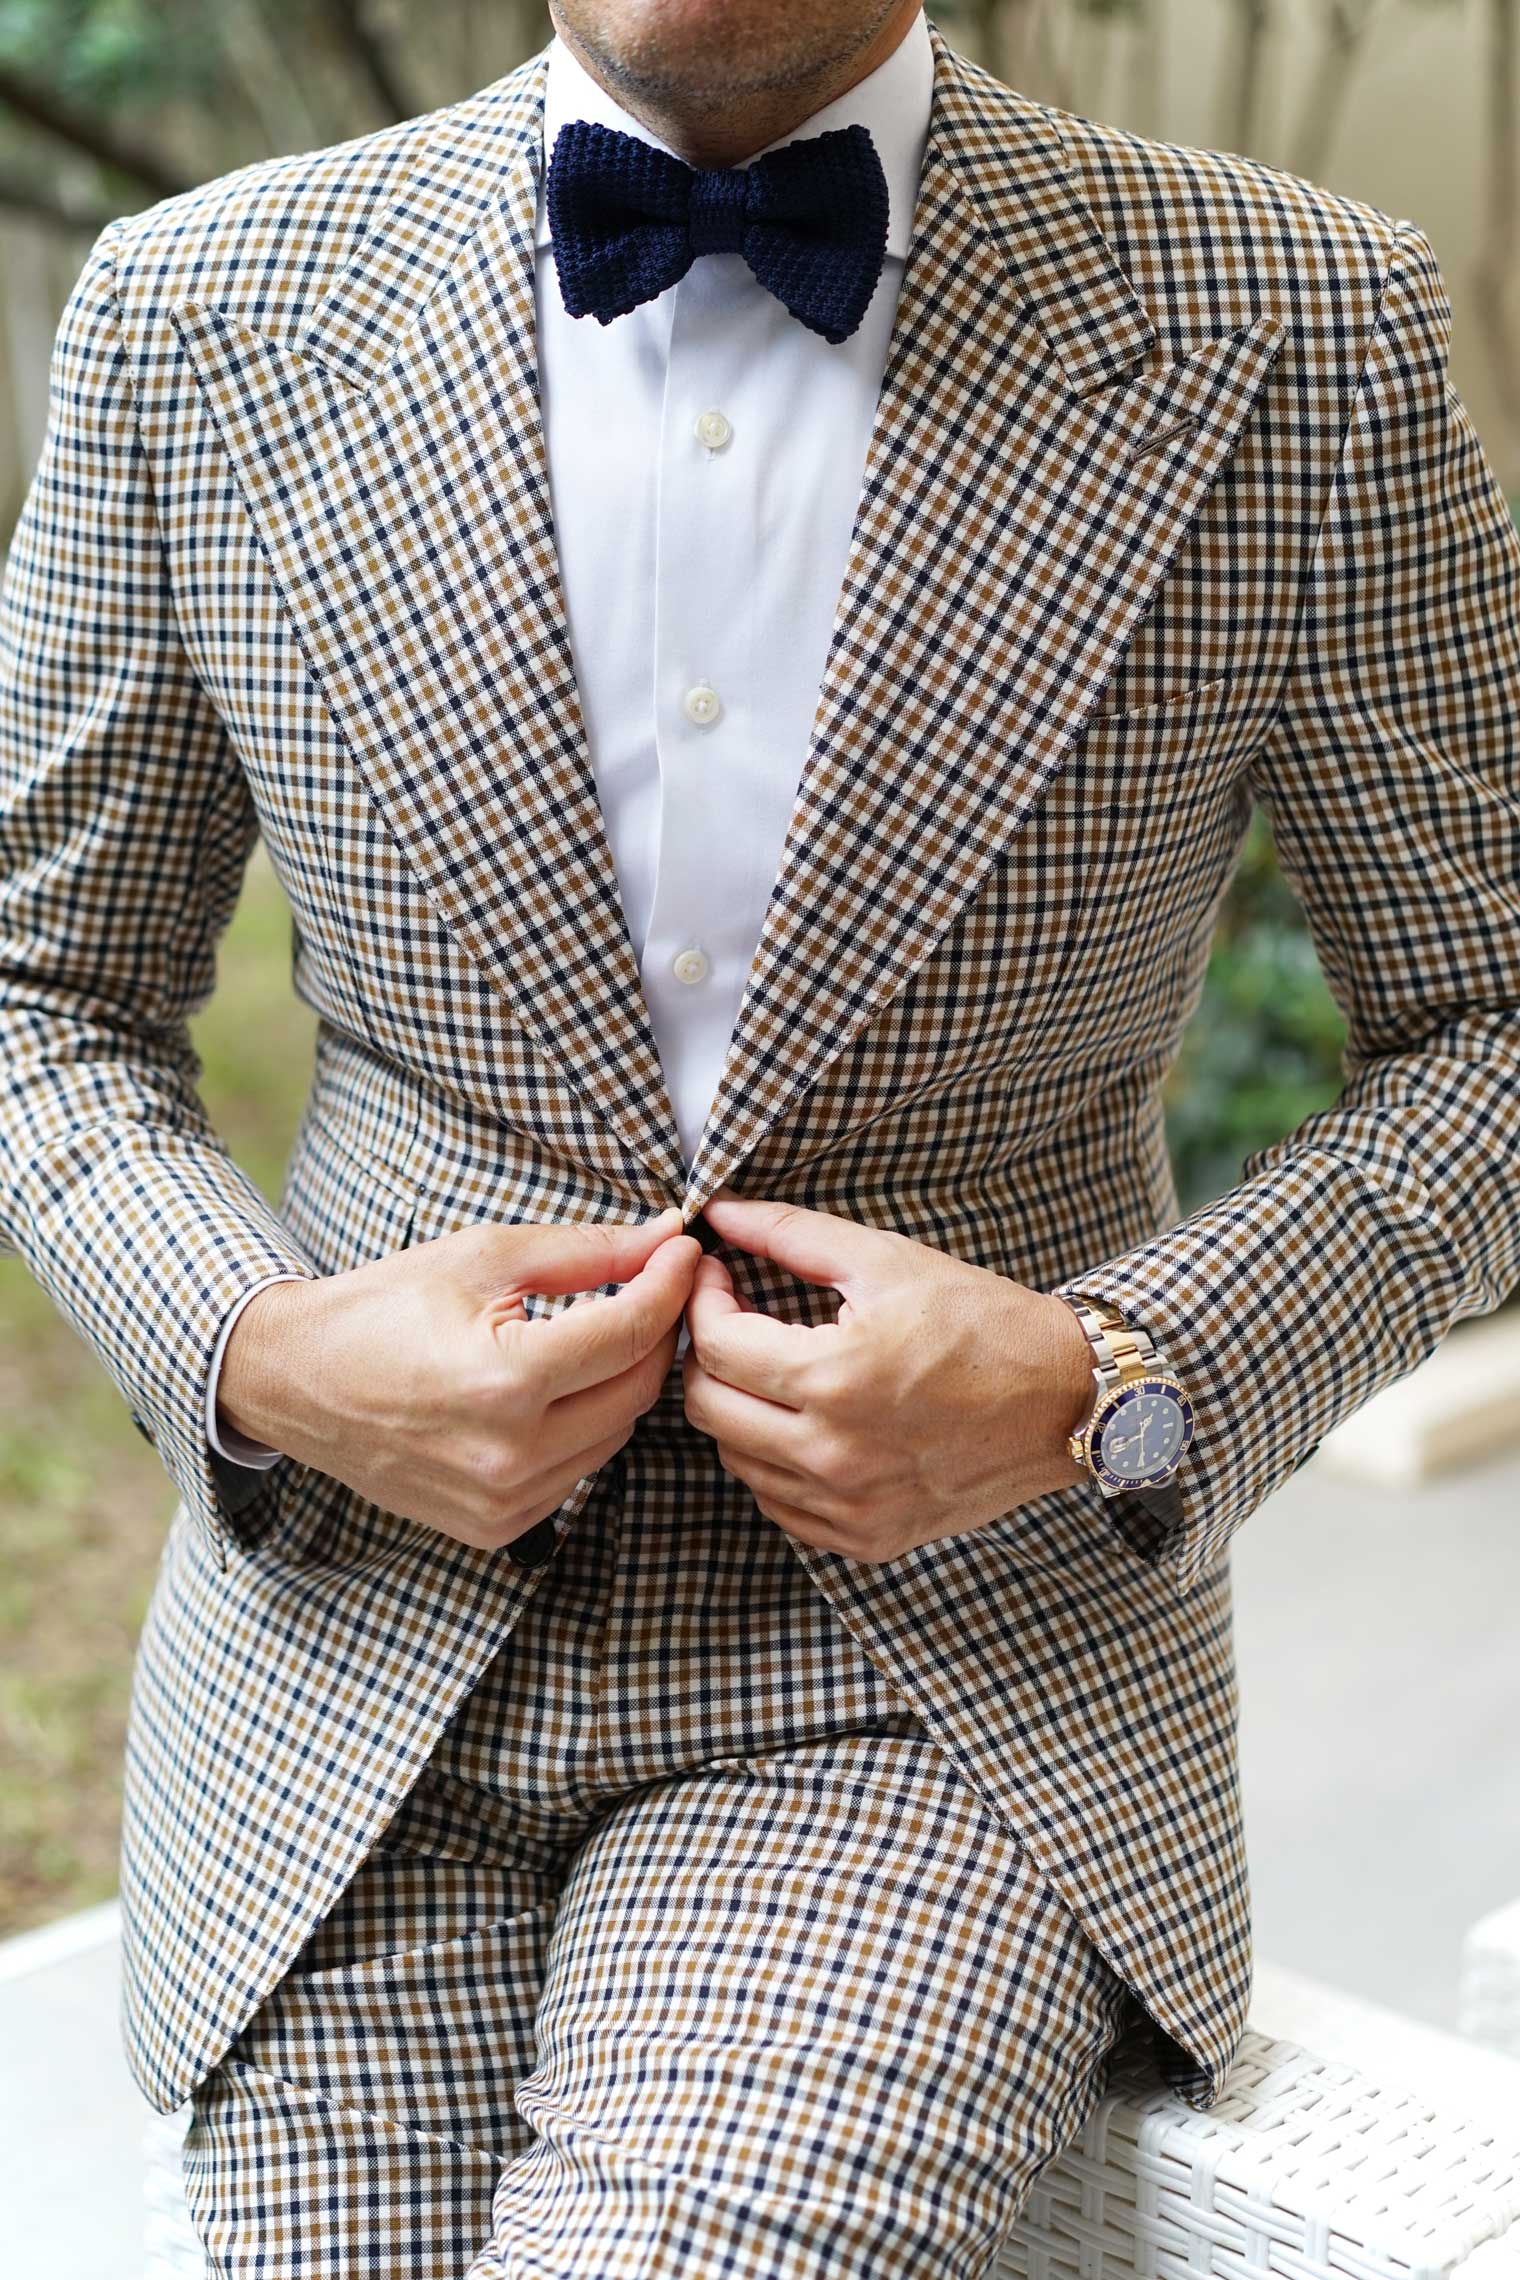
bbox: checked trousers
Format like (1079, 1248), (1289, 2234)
(183, 1424), (1137, 2279)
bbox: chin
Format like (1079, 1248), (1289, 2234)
(555, 1), (840, 91)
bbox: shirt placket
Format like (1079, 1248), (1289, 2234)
(643, 251), (778, 1175)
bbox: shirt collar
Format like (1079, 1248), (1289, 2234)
(534, 7), (933, 261)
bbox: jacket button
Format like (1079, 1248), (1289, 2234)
(506, 1516), (559, 1568)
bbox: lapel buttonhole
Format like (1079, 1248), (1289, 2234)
(1126, 412), (1202, 465)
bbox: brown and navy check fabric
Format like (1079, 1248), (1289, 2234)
(183, 1456), (1135, 2277)
(1, 8), (1517, 2147)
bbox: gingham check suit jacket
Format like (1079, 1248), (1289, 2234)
(2, 14), (1517, 2121)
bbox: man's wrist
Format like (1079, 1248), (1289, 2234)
(217, 1275), (323, 1453)
(1046, 1291), (1100, 1439)
(207, 1273), (306, 1464)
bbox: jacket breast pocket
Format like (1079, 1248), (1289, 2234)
(1079, 665), (1245, 733)
(1056, 667), (1258, 895)
(995, 667), (1262, 1059)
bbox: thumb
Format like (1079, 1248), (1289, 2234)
(693, 1193), (893, 1298)
(496, 1205), (686, 1298)
(683, 1249), (742, 1327)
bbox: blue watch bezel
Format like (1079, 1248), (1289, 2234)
(1090, 1376), (1195, 1494)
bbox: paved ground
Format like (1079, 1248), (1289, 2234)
(0, 1909), (146, 2279)
(2, 1441), (1516, 2276)
(1232, 1437), (1520, 2031)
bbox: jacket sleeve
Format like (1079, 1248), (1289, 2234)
(0, 220), (322, 1567)
(1050, 216), (1520, 1597)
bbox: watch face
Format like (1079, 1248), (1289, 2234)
(1095, 1382), (1192, 1483)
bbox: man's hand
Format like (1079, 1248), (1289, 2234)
(218, 1207), (699, 1552)
(681, 1192), (1097, 1562)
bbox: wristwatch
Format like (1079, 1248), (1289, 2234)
(1060, 1297), (1195, 1499)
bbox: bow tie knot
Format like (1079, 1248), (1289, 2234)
(687, 166), (752, 258)
(545, 117), (891, 344)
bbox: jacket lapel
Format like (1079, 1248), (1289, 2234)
(679, 18), (1286, 1216)
(170, 47), (687, 1191)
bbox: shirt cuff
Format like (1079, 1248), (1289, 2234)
(205, 1273), (307, 1467)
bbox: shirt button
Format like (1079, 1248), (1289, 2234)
(694, 408), (732, 450)
(682, 682), (722, 727)
(672, 946), (709, 985)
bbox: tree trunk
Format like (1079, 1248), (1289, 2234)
(0, 164), (117, 235)
(1288, 0), (1381, 184)
(1218, 0), (1272, 158)
(948, 0), (996, 71)
(1032, 0), (1076, 108)
(215, 0), (336, 153)
(0, 63), (187, 197)
(326, 0), (414, 123)
(1128, 0), (1166, 137)
(1069, 0), (1114, 119)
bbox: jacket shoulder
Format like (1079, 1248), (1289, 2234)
(107, 55), (540, 338)
(1047, 100), (1408, 354)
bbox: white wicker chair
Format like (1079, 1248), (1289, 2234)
(144, 1958), (1520, 2280)
(997, 2003), (1520, 2280)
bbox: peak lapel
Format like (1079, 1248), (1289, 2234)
(680, 19), (1286, 1217)
(170, 49), (686, 1189)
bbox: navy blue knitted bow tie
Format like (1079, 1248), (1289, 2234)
(545, 117), (890, 345)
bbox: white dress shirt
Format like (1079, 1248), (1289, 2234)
(208, 9), (935, 1465)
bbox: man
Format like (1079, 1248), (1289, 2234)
(1, 0), (1516, 2269)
